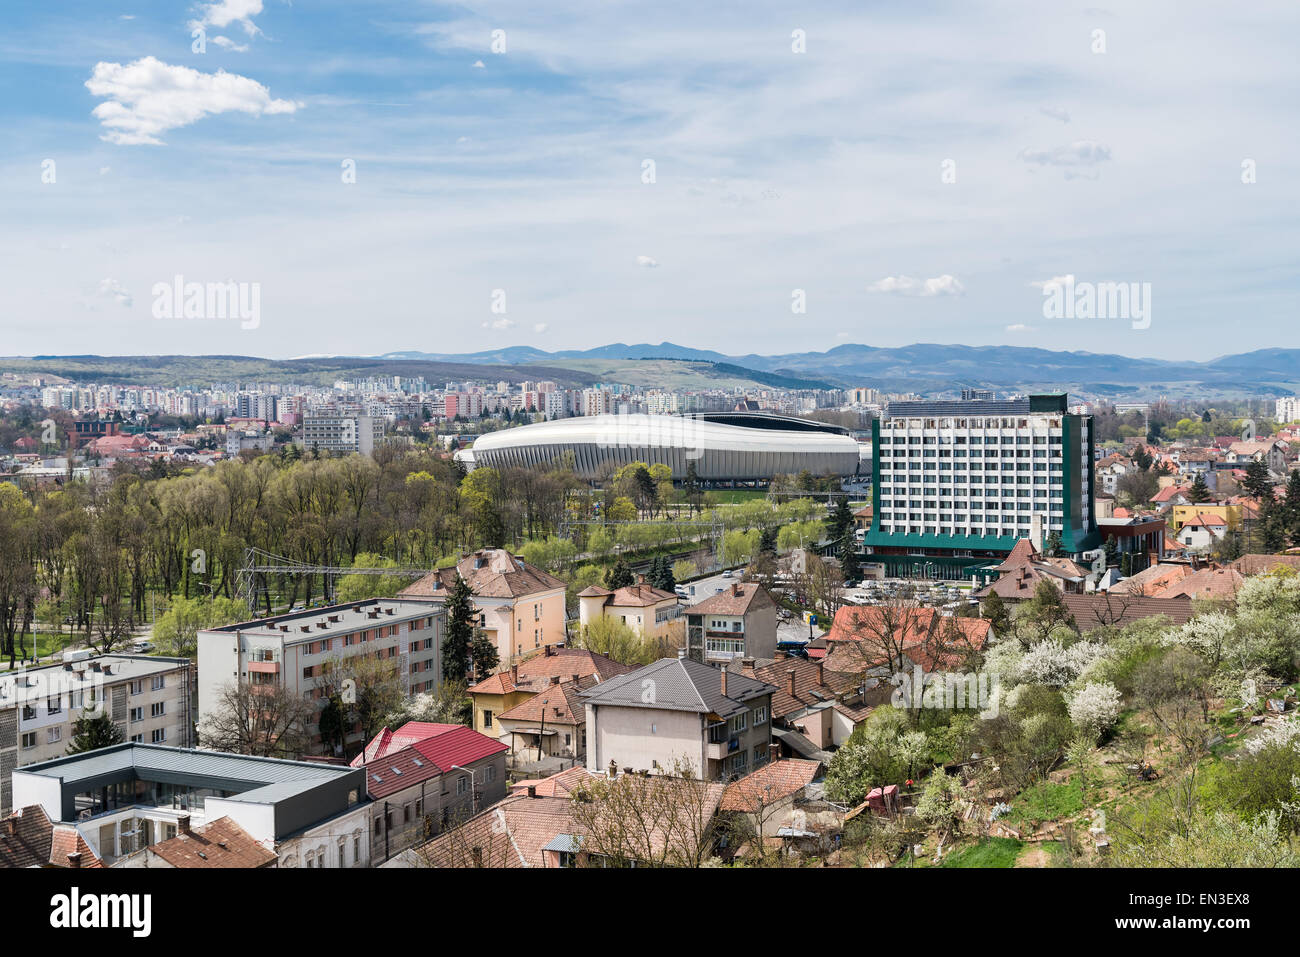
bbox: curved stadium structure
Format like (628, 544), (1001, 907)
(456, 412), (863, 481)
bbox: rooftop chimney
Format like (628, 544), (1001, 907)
(66, 852), (81, 869)
(740, 657), (755, 677)
(720, 668), (728, 697)
(731, 583), (741, 596)
(816, 661), (825, 686)
(786, 668), (796, 697)
(544, 645), (554, 657)
(510, 663), (519, 685)
(526, 785), (537, 799)
(4, 816), (15, 837)
(177, 814), (191, 836)
(471, 846), (483, 866)
(550, 675), (561, 685)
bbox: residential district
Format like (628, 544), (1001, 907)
(0, 378), (1298, 868)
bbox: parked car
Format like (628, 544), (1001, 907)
(131, 641), (154, 654)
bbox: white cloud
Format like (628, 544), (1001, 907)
(482, 317), (515, 330)
(868, 274), (964, 297)
(99, 166), (111, 175)
(212, 36), (251, 52)
(636, 255), (658, 268)
(1030, 274), (1075, 291)
(190, 0), (263, 37)
(472, 60), (485, 68)
(85, 57), (300, 145)
(533, 322), (549, 333)
(1005, 323), (1035, 333)
(95, 278), (133, 308)
(1019, 141), (1111, 166)
(1039, 106), (1070, 123)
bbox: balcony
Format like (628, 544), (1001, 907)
(246, 660), (280, 674)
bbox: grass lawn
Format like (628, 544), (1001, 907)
(707, 490), (771, 504)
(1008, 780), (1087, 829)
(0, 631), (81, 668)
(940, 837), (1025, 868)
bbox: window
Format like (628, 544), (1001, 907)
(151, 702), (166, 718)
(457, 776), (468, 795)
(20, 732), (36, 749)
(752, 705), (768, 725)
(46, 727), (61, 744)
(151, 728), (166, 743)
(151, 676), (165, 691)
(353, 834), (362, 864)
(21, 705), (35, 721)
(47, 698), (61, 715)
(130, 707), (143, 723)
(128, 680), (143, 695)
(130, 734), (143, 743)
(482, 710), (493, 729)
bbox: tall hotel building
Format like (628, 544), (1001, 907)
(865, 393), (1099, 580)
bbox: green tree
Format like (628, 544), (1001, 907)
(838, 526), (860, 583)
(442, 575), (477, 681)
(1043, 531), (1062, 557)
(826, 496), (853, 542)
(1187, 472), (1212, 504)
(154, 595), (247, 659)
(606, 558), (634, 590)
(67, 710), (124, 754)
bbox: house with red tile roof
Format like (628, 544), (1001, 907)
(577, 581), (682, 639)
(740, 656), (881, 751)
(1153, 566), (1244, 601)
(685, 582), (779, 664)
(824, 604), (992, 674)
(1175, 513), (1229, 550)
(0, 805), (103, 869)
(495, 673), (598, 764)
(466, 645), (631, 741)
(352, 720), (509, 863)
(397, 769), (725, 868)
(397, 548), (568, 666)
(116, 815), (275, 869)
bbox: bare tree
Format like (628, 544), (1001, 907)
(197, 680), (314, 758)
(568, 759), (724, 867)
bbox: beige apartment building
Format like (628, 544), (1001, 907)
(398, 549), (568, 665)
(0, 652), (194, 813)
(197, 598), (445, 757)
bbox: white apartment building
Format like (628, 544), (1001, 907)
(0, 652), (194, 813)
(301, 413), (384, 456)
(868, 394), (1100, 574)
(197, 599), (445, 756)
(1276, 396), (1300, 424)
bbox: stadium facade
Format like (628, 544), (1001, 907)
(456, 412), (864, 482)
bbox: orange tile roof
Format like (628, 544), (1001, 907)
(719, 759), (820, 813)
(398, 549), (566, 600)
(148, 817), (276, 868)
(467, 648), (631, 695)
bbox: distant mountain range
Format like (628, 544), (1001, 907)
(375, 343), (1300, 398)
(7, 344), (1300, 398)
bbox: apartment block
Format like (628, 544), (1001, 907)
(866, 393), (1099, 579)
(197, 599), (445, 757)
(301, 413), (384, 455)
(0, 653), (194, 814)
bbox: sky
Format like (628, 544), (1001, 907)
(2, 0), (1297, 361)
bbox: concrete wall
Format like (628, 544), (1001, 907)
(586, 703), (704, 777)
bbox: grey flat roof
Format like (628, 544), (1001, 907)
(0, 654), (189, 707)
(203, 598), (444, 643)
(884, 399), (1033, 416)
(17, 743), (360, 806)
